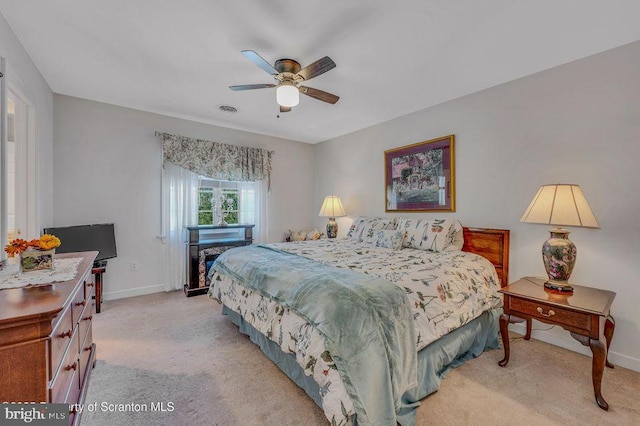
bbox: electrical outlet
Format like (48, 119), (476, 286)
(130, 261), (139, 271)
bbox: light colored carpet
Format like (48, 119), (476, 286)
(82, 291), (639, 426)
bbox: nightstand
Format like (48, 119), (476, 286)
(498, 277), (616, 411)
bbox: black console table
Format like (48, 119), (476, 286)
(184, 224), (254, 297)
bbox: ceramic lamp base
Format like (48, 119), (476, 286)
(542, 227), (576, 292)
(326, 218), (338, 239)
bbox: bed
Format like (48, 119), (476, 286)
(208, 217), (509, 426)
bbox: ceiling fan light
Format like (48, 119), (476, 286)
(276, 84), (299, 107)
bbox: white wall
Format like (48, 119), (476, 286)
(314, 41), (640, 371)
(0, 12), (54, 233)
(53, 94), (315, 300)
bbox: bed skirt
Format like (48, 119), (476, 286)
(221, 305), (500, 425)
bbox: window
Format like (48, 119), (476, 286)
(197, 178), (252, 226)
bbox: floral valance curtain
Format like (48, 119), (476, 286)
(156, 132), (274, 190)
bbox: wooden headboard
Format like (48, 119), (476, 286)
(462, 227), (510, 287)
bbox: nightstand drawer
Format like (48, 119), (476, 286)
(510, 298), (591, 331)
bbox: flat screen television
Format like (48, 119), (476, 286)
(43, 223), (117, 262)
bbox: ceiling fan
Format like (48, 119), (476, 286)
(229, 50), (339, 113)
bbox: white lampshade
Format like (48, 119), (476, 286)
(318, 196), (346, 218)
(520, 184), (599, 228)
(276, 83), (299, 107)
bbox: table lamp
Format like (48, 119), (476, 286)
(318, 196), (346, 239)
(520, 184), (599, 292)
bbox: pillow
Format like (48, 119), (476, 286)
(289, 229), (308, 242)
(360, 223), (387, 245)
(443, 220), (464, 252)
(396, 217), (456, 252)
(307, 229), (322, 241)
(351, 217), (390, 242)
(345, 216), (364, 239)
(383, 217), (399, 230)
(374, 229), (406, 250)
(396, 217), (427, 248)
(288, 229), (323, 242)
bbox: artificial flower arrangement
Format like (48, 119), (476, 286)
(4, 234), (61, 272)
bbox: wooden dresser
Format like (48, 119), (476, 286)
(0, 251), (97, 425)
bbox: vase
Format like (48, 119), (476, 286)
(20, 249), (55, 272)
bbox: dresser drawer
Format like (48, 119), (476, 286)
(79, 326), (93, 390)
(510, 297), (592, 332)
(77, 306), (93, 358)
(71, 281), (88, 324)
(66, 368), (81, 407)
(85, 277), (95, 299)
(49, 328), (79, 403)
(49, 305), (74, 380)
(85, 279), (95, 304)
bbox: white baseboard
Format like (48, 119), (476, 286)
(510, 323), (640, 373)
(102, 284), (165, 301)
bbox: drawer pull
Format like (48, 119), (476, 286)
(83, 315), (93, 321)
(536, 307), (555, 317)
(75, 300), (86, 307)
(58, 329), (72, 339)
(84, 346), (92, 352)
(87, 282), (95, 287)
(69, 406), (77, 415)
(66, 361), (78, 371)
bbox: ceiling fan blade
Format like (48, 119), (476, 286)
(297, 56), (336, 81)
(229, 84), (276, 91)
(299, 86), (339, 104)
(280, 106), (291, 113)
(241, 50), (279, 76)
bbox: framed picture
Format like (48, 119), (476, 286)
(385, 135), (455, 212)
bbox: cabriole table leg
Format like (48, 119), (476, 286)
(604, 315), (615, 369)
(589, 338), (609, 411)
(498, 313), (510, 367)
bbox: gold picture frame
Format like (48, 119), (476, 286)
(385, 135), (455, 212)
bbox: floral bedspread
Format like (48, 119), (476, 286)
(208, 239), (501, 425)
(271, 239), (502, 350)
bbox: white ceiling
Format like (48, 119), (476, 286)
(1, 1), (639, 143)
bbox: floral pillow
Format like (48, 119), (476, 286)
(374, 229), (407, 250)
(396, 217), (456, 252)
(442, 220), (464, 252)
(347, 217), (390, 242)
(345, 216), (364, 239)
(383, 217), (399, 230)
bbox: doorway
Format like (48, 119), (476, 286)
(0, 59), (37, 250)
